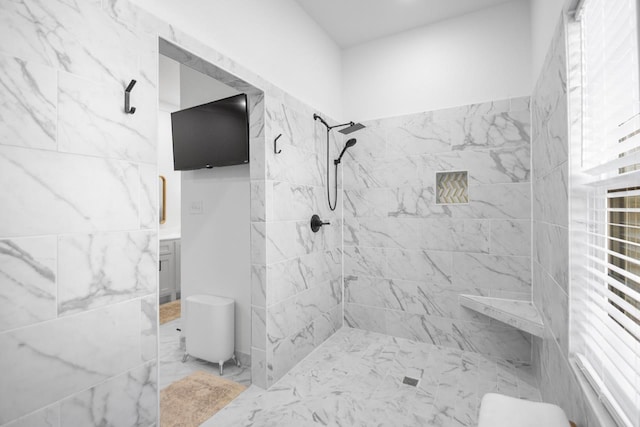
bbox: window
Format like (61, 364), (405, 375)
(570, 0), (640, 425)
(607, 187), (640, 342)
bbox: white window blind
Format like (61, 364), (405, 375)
(573, 0), (640, 426)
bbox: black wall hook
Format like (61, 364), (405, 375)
(274, 134), (282, 154)
(124, 79), (137, 114)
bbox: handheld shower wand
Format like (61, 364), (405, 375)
(334, 138), (357, 165)
(313, 113), (365, 211)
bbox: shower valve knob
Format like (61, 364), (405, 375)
(310, 214), (330, 233)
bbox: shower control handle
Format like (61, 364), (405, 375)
(310, 214), (330, 233)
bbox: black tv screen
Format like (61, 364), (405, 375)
(171, 94), (249, 170)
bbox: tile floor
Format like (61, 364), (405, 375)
(159, 318), (251, 390)
(204, 327), (540, 426)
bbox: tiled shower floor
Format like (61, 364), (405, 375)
(204, 327), (540, 426)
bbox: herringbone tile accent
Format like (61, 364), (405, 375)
(436, 171), (468, 204)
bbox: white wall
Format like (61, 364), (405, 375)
(178, 64), (252, 356)
(159, 55), (181, 237)
(179, 64), (240, 109)
(159, 54), (180, 107)
(129, 0), (342, 119)
(342, 0), (532, 121)
(530, 0), (572, 85)
(181, 166), (251, 356)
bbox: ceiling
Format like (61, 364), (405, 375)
(295, 0), (515, 48)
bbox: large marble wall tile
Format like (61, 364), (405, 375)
(272, 182), (319, 221)
(345, 275), (485, 323)
(266, 256), (312, 306)
(377, 156), (421, 188)
(248, 92), (265, 140)
(385, 310), (531, 362)
(532, 23), (568, 180)
(453, 183), (531, 219)
(344, 188), (390, 218)
(250, 137), (266, 181)
(533, 264), (568, 356)
(419, 219), (490, 253)
(388, 187), (452, 218)
(138, 163), (158, 230)
(267, 297), (299, 341)
(385, 248), (453, 284)
(0, 0), (139, 87)
(317, 248), (342, 284)
(533, 162), (568, 227)
(0, 54), (56, 150)
(265, 96), (315, 153)
(451, 110), (530, 151)
(344, 217), (402, 249)
(385, 310), (449, 344)
(266, 143), (323, 187)
(295, 279), (341, 327)
(59, 362), (157, 427)
(312, 305), (342, 346)
(343, 126), (386, 163)
(0, 300), (141, 423)
(418, 146), (530, 186)
(490, 220), (531, 256)
(267, 324), (315, 385)
(345, 304), (387, 334)
(264, 221), (321, 263)
(3, 406), (60, 427)
(250, 223), (267, 265)
(251, 264), (267, 308)
(343, 157), (385, 190)
(0, 146), (139, 237)
(57, 231), (156, 316)
(250, 181), (271, 222)
(0, 236), (56, 332)
(345, 275), (392, 309)
(251, 348), (267, 389)
(453, 319), (531, 362)
(533, 221), (569, 293)
(452, 253), (531, 294)
(382, 113), (451, 157)
(252, 306), (266, 351)
(344, 246), (387, 278)
(140, 294), (157, 362)
(57, 72), (156, 164)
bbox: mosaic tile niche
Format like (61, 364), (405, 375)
(436, 171), (469, 204)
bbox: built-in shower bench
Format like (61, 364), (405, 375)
(458, 295), (545, 337)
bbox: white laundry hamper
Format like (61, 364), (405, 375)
(183, 294), (239, 375)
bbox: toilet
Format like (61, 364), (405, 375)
(478, 393), (576, 427)
(183, 294), (238, 375)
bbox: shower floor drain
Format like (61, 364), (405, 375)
(402, 376), (419, 387)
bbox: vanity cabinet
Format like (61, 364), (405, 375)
(159, 238), (181, 303)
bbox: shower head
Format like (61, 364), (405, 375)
(334, 138), (357, 165)
(338, 123), (366, 134)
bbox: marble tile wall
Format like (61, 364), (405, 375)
(0, 0), (346, 420)
(342, 97), (533, 362)
(0, 0), (161, 425)
(530, 14), (599, 427)
(259, 91), (344, 387)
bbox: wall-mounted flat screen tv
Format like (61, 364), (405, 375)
(171, 93), (249, 170)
